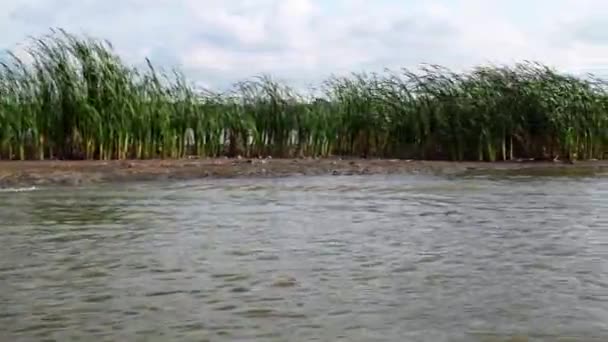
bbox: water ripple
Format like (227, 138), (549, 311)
(0, 174), (607, 341)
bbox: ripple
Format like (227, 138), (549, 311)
(392, 265), (418, 273)
(417, 254), (443, 263)
(521, 262), (559, 271)
(14, 322), (67, 333)
(230, 287), (250, 293)
(211, 273), (250, 282)
(235, 308), (275, 318)
(172, 321), (206, 332)
(360, 261), (384, 268)
(83, 294), (114, 303)
(145, 290), (184, 297)
(258, 296), (284, 302)
(580, 294), (608, 302)
(235, 309), (307, 319)
(213, 304), (238, 311)
(150, 268), (184, 273)
(256, 254), (280, 261)
(2, 174), (607, 341)
(271, 276), (297, 288)
(226, 250), (256, 256)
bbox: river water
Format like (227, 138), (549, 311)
(1, 174), (607, 341)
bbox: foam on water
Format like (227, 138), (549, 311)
(0, 186), (38, 193)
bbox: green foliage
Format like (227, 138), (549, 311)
(1, 30), (607, 161)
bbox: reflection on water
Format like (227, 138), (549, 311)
(1, 174), (607, 341)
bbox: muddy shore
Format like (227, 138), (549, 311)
(1, 158), (607, 187)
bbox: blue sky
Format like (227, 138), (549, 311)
(2, 0), (608, 89)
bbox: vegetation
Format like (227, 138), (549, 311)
(1, 29), (607, 161)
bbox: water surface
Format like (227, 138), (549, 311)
(1, 174), (607, 341)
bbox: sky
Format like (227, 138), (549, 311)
(2, 0), (608, 89)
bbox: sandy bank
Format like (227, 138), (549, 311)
(1, 158), (607, 187)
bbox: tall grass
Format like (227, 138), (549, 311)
(1, 30), (607, 161)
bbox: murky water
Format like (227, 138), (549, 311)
(1, 174), (607, 341)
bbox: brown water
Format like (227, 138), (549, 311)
(1, 174), (607, 341)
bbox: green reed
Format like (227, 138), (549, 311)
(1, 30), (607, 161)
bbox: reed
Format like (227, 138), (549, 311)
(1, 30), (606, 161)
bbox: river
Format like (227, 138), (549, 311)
(1, 174), (607, 341)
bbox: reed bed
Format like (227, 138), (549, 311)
(1, 30), (607, 161)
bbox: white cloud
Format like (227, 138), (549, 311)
(2, 0), (608, 88)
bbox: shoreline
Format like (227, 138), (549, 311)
(1, 158), (607, 187)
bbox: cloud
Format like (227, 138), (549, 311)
(2, 0), (608, 88)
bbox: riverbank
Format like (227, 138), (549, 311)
(1, 158), (608, 187)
